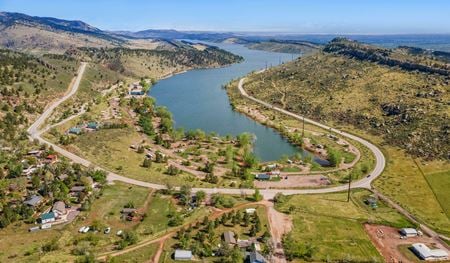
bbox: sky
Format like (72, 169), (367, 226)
(1, 0), (450, 34)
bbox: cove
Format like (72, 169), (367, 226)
(150, 43), (319, 162)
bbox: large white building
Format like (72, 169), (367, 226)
(411, 243), (448, 261)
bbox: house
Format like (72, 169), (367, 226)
(237, 239), (253, 248)
(45, 154), (58, 164)
(400, 228), (418, 237)
(39, 212), (56, 224)
(255, 173), (271, 180)
(223, 231), (236, 245)
(68, 127), (82, 135)
(70, 186), (86, 193)
(87, 122), (99, 130)
(27, 150), (42, 156)
(174, 249), (193, 261)
(248, 251), (266, 263)
(52, 201), (66, 215)
(24, 194), (43, 207)
(411, 243), (448, 261)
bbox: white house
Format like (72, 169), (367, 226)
(411, 243), (448, 261)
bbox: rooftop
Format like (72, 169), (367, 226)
(24, 194), (43, 206)
(174, 249), (192, 259)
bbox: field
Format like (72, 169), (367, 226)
(108, 243), (159, 263)
(275, 189), (414, 262)
(373, 146), (450, 235)
(423, 170), (450, 218)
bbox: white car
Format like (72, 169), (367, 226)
(104, 227), (111, 234)
(79, 226), (86, 233)
(82, 226), (90, 233)
(116, 230), (123, 236)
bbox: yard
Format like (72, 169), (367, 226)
(275, 189), (414, 262)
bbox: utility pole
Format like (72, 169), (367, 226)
(347, 172), (352, 202)
(302, 116), (305, 137)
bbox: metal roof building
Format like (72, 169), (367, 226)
(400, 228), (418, 237)
(411, 243), (448, 261)
(174, 249), (192, 261)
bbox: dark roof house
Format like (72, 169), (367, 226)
(24, 194), (43, 207)
(248, 251), (266, 263)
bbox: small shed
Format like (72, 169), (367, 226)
(174, 249), (193, 261)
(87, 122), (99, 130)
(400, 228), (418, 237)
(246, 208), (256, 214)
(70, 186), (86, 192)
(69, 127), (82, 135)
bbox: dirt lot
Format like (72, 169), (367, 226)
(254, 174), (330, 189)
(364, 224), (449, 263)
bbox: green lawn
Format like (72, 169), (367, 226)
(373, 147), (450, 235)
(276, 189), (413, 262)
(424, 170), (450, 218)
(135, 194), (176, 237)
(109, 243), (159, 263)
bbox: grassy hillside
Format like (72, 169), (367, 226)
(244, 38), (449, 161)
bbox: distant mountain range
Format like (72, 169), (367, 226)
(2, 11), (450, 54)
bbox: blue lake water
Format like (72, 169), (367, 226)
(149, 43), (307, 162)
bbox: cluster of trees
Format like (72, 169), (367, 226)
(283, 233), (315, 261)
(0, 143), (107, 228)
(174, 208), (269, 261)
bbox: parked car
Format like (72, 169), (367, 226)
(79, 226), (86, 233)
(82, 226), (90, 233)
(104, 227), (111, 234)
(116, 230), (123, 236)
(41, 223), (52, 229)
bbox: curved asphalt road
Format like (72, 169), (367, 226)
(27, 63), (385, 199)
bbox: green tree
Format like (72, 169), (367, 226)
(253, 189), (263, 201)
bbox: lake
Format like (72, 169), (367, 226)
(150, 43), (319, 162)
